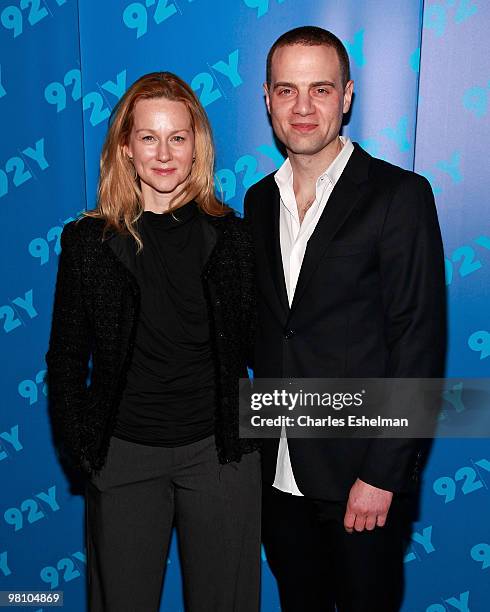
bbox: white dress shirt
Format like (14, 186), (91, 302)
(272, 136), (355, 496)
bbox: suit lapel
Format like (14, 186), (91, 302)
(263, 183), (290, 320)
(290, 144), (371, 312)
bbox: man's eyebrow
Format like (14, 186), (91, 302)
(272, 82), (296, 90)
(272, 80), (336, 89)
(311, 81), (336, 88)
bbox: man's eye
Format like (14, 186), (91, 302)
(279, 89), (292, 96)
(316, 88), (329, 94)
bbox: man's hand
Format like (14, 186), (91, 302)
(343, 478), (393, 533)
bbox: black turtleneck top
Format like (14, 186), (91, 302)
(112, 201), (215, 446)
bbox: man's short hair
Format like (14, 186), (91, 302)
(266, 26), (351, 88)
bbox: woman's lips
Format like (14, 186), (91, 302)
(152, 168), (176, 175)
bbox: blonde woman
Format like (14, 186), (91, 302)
(46, 72), (260, 612)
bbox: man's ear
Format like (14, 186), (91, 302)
(263, 82), (271, 114)
(343, 80), (354, 115)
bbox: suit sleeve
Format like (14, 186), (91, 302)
(358, 174), (447, 492)
(45, 221), (92, 471)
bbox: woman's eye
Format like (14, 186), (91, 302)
(172, 135), (185, 142)
(142, 135), (155, 142)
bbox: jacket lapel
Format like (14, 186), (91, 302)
(263, 183), (290, 320)
(290, 144), (371, 313)
(199, 214), (219, 270)
(106, 232), (140, 298)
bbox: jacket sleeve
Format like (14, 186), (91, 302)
(45, 221), (92, 470)
(358, 174), (447, 492)
(235, 211), (256, 370)
(242, 190), (258, 369)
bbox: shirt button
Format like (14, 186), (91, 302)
(284, 329), (295, 340)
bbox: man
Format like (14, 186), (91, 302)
(244, 26), (446, 611)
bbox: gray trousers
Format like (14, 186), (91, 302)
(85, 435), (261, 612)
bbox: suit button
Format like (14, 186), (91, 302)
(284, 329), (295, 339)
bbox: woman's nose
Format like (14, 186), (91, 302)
(156, 142), (171, 163)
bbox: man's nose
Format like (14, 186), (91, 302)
(292, 90), (314, 115)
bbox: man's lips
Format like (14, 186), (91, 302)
(152, 168), (176, 175)
(290, 123), (318, 133)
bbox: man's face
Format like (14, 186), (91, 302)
(265, 44), (353, 158)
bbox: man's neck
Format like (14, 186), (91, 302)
(289, 137), (343, 187)
(288, 137), (343, 222)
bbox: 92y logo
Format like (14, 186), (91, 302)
(1, 0), (67, 40)
(4, 485), (60, 532)
(0, 290), (37, 334)
(0, 138), (48, 200)
(191, 50), (242, 108)
(44, 69), (127, 127)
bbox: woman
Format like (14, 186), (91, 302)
(46, 72), (260, 612)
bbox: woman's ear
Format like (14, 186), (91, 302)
(123, 143), (133, 159)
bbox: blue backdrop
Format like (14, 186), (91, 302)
(1, 0), (489, 610)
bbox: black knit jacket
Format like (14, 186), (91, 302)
(46, 212), (258, 475)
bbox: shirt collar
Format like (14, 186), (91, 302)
(320, 136), (354, 186)
(274, 136), (354, 192)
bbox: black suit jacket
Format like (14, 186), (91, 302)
(244, 143), (446, 501)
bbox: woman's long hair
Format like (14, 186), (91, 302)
(85, 72), (230, 249)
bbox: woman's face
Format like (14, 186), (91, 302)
(125, 97), (195, 209)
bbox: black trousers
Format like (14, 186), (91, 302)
(262, 485), (413, 612)
(85, 435), (261, 612)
